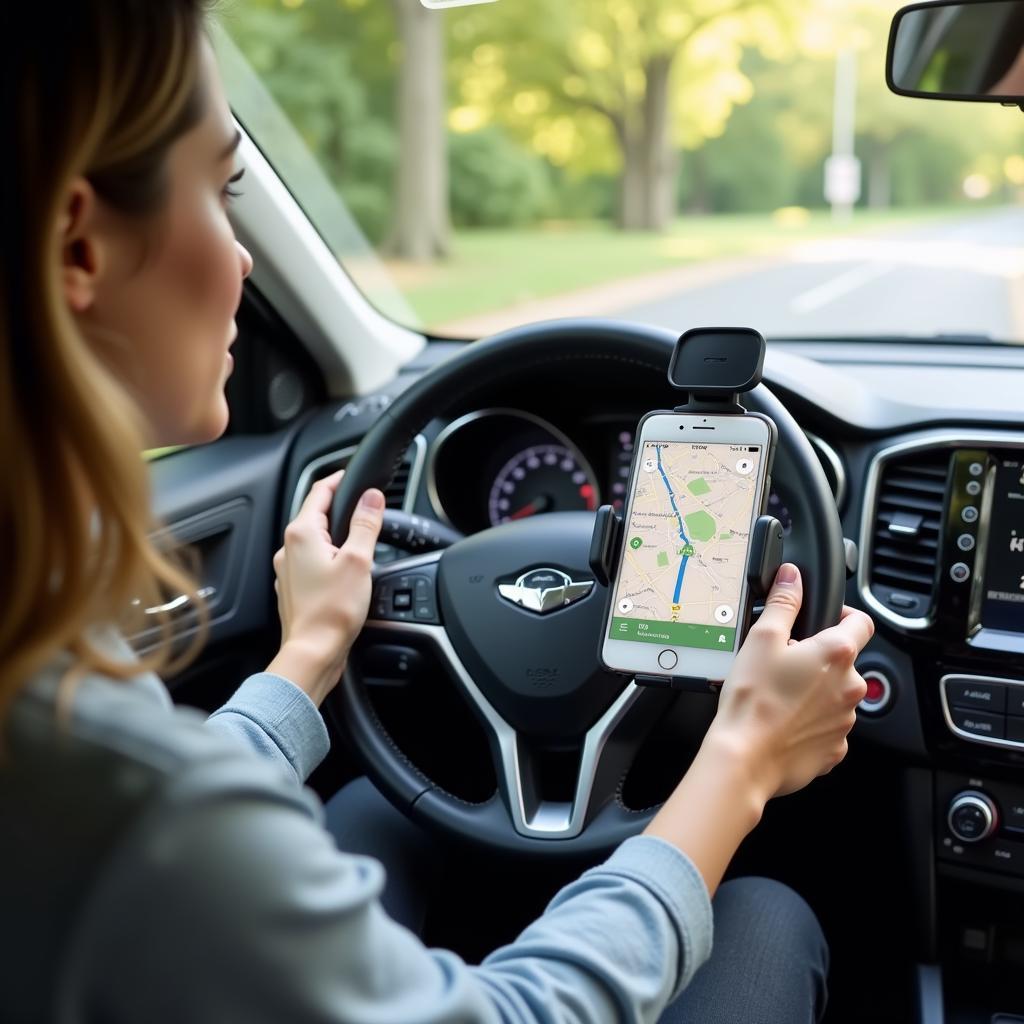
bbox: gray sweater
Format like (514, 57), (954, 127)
(0, 637), (712, 1022)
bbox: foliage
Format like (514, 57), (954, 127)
(221, 0), (1024, 239)
(448, 127), (554, 227)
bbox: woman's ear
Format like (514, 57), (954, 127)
(60, 177), (104, 313)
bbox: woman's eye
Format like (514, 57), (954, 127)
(222, 168), (245, 201)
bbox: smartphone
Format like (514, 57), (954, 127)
(601, 411), (774, 681)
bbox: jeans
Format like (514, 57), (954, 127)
(324, 778), (829, 1024)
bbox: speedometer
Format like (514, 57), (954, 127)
(488, 444), (599, 526)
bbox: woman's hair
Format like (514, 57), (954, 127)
(0, 1), (215, 718)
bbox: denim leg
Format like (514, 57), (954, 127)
(659, 877), (829, 1024)
(322, 776), (443, 935)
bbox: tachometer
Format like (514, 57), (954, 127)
(488, 444), (599, 526)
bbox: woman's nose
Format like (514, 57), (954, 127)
(237, 240), (253, 280)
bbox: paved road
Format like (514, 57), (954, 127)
(617, 207), (1024, 341)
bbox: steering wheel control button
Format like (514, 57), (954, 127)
(965, 480), (982, 497)
(946, 679), (1006, 714)
(956, 533), (976, 552)
(961, 506), (979, 524)
(657, 649), (679, 672)
(857, 670), (893, 714)
(950, 707), (1005, 740)
(968, 461), (984, 477)
(950, 562), (971, 583)
(948, 792), (998, 844)
(371, 566), (440, 624)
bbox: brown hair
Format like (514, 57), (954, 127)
(0, 1), (215, 717)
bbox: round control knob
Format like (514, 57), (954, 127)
(947, 791), (998, 843)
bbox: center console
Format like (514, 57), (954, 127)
(859, 432), (1024, 1021)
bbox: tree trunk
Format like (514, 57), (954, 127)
(686, 146), (710, 215)
(388, 0), (450, 262)
(616, 53), (677, 231)
(618, 128), (647, 230)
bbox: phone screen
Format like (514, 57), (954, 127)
(608, 439), (764, 653)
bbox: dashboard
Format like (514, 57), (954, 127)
(281, 336), (1024, 892)
(423, 406), (842, 537)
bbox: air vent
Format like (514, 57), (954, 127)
(289, 435), (426, 523)
(868, 449), (950, 617)
(384, 460), (411, 510)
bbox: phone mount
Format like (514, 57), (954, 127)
(589, 327), (784, 691)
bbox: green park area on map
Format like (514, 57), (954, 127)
(683, 509), (717, 543)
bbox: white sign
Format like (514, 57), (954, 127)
(824, 154), (862, 206)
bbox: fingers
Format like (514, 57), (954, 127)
(810, 606), (875, 665)
(290, 471), (345, 535)
(750, 563), (803, 642)
(338, 489), (385, 567)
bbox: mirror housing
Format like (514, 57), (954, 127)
(887, 0), (1024, 104)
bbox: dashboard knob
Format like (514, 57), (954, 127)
(947, 791), (998, 843)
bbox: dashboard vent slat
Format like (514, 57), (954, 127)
(384, 462), (412, 510)
(868, 450), (950, 606)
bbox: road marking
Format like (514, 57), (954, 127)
(790, 262), (893, 314)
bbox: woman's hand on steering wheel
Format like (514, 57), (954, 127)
(268, 471), (386, 706)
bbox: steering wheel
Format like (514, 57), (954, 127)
(328, 320), (845, 857)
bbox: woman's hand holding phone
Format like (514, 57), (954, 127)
(267, 471), (385, 706)
(709, 562), (874, 800)
(645, 563), (874, 895)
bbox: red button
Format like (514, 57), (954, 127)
(864, 676), (886, 704)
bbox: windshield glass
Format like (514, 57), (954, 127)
(219, 0), (1024, 343)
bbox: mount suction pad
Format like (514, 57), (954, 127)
(668, 327), (766, 400)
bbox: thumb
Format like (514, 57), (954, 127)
(754, 563), (803, 641)
(340, 489), (385, 561)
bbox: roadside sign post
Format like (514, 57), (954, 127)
(827, 49), (861, 220)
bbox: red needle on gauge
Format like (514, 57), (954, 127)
(510, 495), (552, 520)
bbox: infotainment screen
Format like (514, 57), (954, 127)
(980, 454), (1024, 633)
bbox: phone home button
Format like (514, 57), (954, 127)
(658, 649), (679, 672)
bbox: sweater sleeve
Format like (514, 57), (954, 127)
(65, 751), (712, 1024)
(205, 672), (330, 782)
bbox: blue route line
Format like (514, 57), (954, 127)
(654, 445), (690, 605)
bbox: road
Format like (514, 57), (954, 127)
(617, 207), (1024, 341)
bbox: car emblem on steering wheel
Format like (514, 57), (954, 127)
(497, 568), (594, 614)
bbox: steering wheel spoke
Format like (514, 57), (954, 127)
(361, 611), (652, 839)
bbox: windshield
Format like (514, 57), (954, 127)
(218, 0), (1024, 344)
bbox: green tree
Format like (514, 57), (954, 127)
(222, 0), (399, 242)
(448, 0), (805, 231)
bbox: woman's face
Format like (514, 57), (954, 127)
(62, 42), (253, 447)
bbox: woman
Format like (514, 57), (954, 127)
(0, 3), (873, 1021)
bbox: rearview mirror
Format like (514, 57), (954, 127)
(887, 0), (1024, 104)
